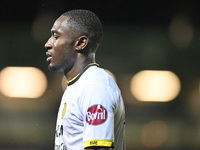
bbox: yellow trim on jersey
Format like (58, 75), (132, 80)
(67, 63), (99, 85)
(84, 139), (113, 148)
(67, 73), (80, 84)
(87, 62), (100, 67)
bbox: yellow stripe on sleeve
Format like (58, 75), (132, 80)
(84, 139), (113, 148)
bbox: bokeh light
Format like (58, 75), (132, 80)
(0, 67), (47, 98)
(198, 81), (200, 97)
(141, 120), (168, 148)
(130, 70), (181, 102)
(169, 14), (193, 49)
(185, 79), (200, 117)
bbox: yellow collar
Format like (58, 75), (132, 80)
(67, 63), (99, 85)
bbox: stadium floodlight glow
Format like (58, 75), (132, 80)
(169, 14), (193, 49)
(130, 70), (181, 102)
(0, 67), (47, 98)
(141, 120), (168, 148)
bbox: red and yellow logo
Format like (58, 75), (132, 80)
(86, 104), (107, 125)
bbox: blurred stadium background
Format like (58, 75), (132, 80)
(1, 0), (200, 149)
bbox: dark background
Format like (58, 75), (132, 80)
(1, 0), (200, 24)
(1, 0), (200, 150)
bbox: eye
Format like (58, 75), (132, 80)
(53, 33), (59, 39)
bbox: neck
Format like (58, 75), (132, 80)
(64, 53), (95, 81)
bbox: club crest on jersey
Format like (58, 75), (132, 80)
(62, 103), (67, 119)
(86, 104), (107, 125)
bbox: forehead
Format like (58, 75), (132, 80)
(51, 16), (69, 33)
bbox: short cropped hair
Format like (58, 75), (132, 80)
(62, 9), (103, 52)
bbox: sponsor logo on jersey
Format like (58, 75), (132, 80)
(86, 104), (107, 125)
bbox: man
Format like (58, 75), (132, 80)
(45, 9), (125, 150)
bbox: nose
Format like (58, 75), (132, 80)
(44, 37), (53, 50)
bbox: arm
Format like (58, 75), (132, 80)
(82, 85), (115, 150)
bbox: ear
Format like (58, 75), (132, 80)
(75, 36), (89, 51)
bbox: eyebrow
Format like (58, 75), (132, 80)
(51, 29), (59, 34)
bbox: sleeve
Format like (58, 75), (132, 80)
(81, 83), (117, 148)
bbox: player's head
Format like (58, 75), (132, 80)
(62, 9), (103, 52)
(45, 9), (103, 73)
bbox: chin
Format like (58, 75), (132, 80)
(48, 64), (63, 72)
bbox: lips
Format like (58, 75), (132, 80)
(46, 51), (52, 62)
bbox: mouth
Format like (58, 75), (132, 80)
(46, 51), (52, 63)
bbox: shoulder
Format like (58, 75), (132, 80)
(81, 66), (116, 87)
(79, 66), (120, 105)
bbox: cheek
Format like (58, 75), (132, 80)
(53, 38), (75, 58)
(54, 38), (70, 49)
(53, 40), (58, 47)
